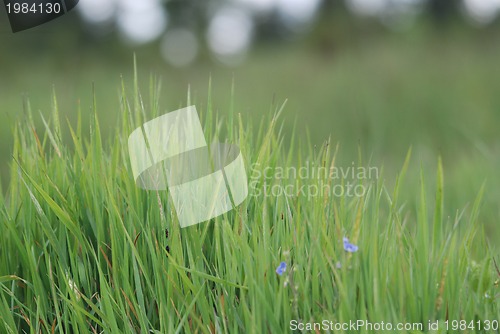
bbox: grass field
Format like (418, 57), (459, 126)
(2, 32), (500, 244)
(0, 61), (499, 332)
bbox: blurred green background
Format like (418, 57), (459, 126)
(1, 0), (499, 241)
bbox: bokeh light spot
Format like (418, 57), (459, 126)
(117, 0), (167, 45)
(161, 28), (199, 68)
(207, 7), (254, 65)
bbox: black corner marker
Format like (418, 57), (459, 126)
(63, 0), (78, 11)
(3, 0), (80, 33)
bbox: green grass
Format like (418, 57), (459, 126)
(0, 70), (499, 333)
(3, 35), (500, 241)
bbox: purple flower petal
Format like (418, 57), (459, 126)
(276, 261), (287, 276)
(343, 237), (358, 253)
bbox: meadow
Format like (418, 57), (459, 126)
(0, 30), (499, 332)
(2, 31), (500, 241)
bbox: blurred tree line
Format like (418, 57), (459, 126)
(0, 0), (498, 68)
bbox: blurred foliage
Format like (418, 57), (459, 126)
(1, 0), (499, 63)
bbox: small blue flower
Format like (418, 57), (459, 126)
(276, 261), (287, 276)
(343, 237), (358, 253)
